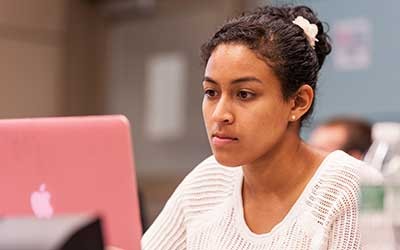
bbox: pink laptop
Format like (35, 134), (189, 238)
(0, 115), (141, 250)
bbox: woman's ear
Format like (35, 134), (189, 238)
(288, 84), (314, 122)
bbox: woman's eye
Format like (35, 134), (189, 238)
(237, 90), (254, 100)
(204, 89), (218, 98)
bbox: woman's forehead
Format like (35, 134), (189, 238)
(205, 44), (278, 84)
(207, 45), (266, 70)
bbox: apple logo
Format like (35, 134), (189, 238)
(30, 183), (54, 219)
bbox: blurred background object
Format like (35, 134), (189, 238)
(2, 0), (400, 237)
(308, 116), (383, 185)
(309, 116), (373, 160)
(362, 123), (400, 249)
(365, 123), (400, 177)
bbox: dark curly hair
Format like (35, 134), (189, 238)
(200, 5), (332, 123)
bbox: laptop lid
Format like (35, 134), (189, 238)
(0, 115), (141, 250)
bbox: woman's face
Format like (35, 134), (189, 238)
(202, 43), (294, 167)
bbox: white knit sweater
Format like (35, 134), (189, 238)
(142, 150), (362, 250)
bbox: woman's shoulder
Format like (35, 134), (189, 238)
(319, 150), (363, 184)
(318, 150), (383, 186)
(300, 151), (362, 228)
(308, 150), (362, 211)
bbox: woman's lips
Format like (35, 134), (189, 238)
(211, 135), (238, 146)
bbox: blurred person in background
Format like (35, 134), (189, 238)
(309, 116), (383, 183)
(142, 5), (362, 249)
(309, 116), (372, 160)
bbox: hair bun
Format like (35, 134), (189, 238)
(290, 6), (332, 68)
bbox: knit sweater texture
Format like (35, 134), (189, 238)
(142, 150), (362, 250)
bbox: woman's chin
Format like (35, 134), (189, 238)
(213, 153), (244, 167)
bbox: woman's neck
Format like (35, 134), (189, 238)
(241, 130), (324, 200)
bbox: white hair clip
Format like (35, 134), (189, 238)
(292, 16), (319, 48)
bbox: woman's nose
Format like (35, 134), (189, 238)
(212, 97), (234, 124)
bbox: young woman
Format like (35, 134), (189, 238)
(142, 5), (361, 250)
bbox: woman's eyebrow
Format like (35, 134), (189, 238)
(203, 76), (218, 84)
(231, 76), (262, 84)
(203, 76), (262, 85)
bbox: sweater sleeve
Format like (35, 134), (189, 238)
(327, 184), (361, 249)
(141, 185), (187, 250)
